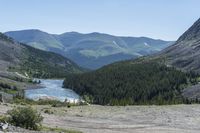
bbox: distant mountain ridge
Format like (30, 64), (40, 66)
(0, 32), (83, 78)
(5, 30), (173, 69)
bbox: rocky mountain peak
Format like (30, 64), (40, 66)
(160, 18), (200, 73)
(176, 18), (200, 44)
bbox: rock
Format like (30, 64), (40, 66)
(161, 18), (200, 73)
(0, 122), (8, 130)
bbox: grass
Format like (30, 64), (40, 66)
(3, 89), (18, 94)
(0, 115), (9, 123)
(41, 126), (82, 133)
(12, 97), (85, 107)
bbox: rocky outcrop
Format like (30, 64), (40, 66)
(160, 18), (200, 73)
(0, 122), (8, 130)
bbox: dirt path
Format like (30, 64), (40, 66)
(1, 104), (200, 133)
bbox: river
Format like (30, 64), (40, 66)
(25, 79), (80, 103)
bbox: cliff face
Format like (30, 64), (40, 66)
(161, 18), (200, 73)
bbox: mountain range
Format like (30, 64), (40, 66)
(5, 30), (173, 69)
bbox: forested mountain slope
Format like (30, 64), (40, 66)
(64, 59), (197, 105)
(0, 33), (83, 78)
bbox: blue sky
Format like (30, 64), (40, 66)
(0, 0), (200, 40)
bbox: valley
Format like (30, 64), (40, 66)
(63, 18), (200, 106)
(1, 17), (200, 132)
(0, 1), (200, 132)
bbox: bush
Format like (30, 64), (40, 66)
(7, 106), (43, 130)
(43, 108), (54, 114)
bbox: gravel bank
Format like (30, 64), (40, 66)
(1, 104), (200, 133)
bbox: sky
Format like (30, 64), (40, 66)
(0, 0), (200, 41)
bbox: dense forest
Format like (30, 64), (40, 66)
(63, 60), (199, 105)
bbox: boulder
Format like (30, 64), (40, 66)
(0, 122), (8, 130)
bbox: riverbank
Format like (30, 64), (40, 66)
(1, 104), (200, 133)
(24, 79), (81, 103)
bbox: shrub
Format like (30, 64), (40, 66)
(43, 108), (54, 114)
(7, 106), (43, 130)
